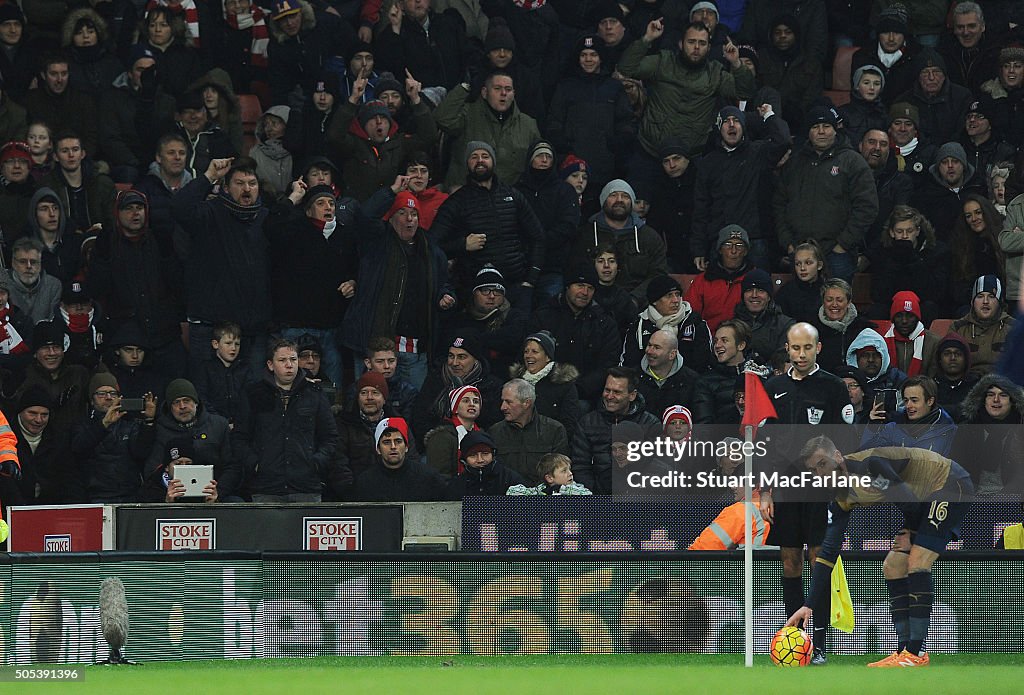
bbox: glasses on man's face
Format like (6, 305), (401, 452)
(722, 242), (747, 251)
(13, 257), (39, 267)
(93, 390), (120, 398)
(477, 288), (504, 296)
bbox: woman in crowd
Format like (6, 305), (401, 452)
(139, 6), (203, 99)
(949, 194), (1005, 309)
(813, 278), (874, 373)
(508, 331), (581, 446)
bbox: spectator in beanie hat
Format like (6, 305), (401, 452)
(884, 290), (941, 376)
(349, 416), (445, 502)
(559, 154), (590, 201)
(446, 428), (527, 498)
(141, 377), (240, 501)
(572, 178), (668, 302)
(546, 32), (637, 197)
(327, 64), (438, 202)
(528, 263), (622, 404)
(621, 274), (712, 372)
(684, 224), (753, 334)
(431, 140), (545, 302)
(411, 334), (504, 449)
(438, 264), (528, 377)
(270, 175), (385, 388)
(951, 274), (1015, 378)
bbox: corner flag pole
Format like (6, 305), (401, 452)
(743, 423), (754, 667)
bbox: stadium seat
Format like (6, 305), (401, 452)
(239, 93), (262, 155)
(870, 319), (891, 335)
(852, 273), (871, 306)
(771, 273), (792, 295)
(929, 318), (954, 336)
(823, 45), (858, 107)
(671, 273), (698, 295)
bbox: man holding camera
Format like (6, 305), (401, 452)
(71, 372), (157, 503)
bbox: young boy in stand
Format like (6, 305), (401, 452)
(506, 453), (592, 495)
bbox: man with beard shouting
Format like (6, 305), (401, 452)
(617, 17), (754, 193)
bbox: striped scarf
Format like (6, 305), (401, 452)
(147, 0), (201, 47)
(512, 0), (546, 8)
(223, 4), (270, 68)
(884, 321), (925, 376)
(218, 188), (263, 221)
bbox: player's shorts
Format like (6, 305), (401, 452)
(901, 476), (974, 554)
(766, 501), (828, 548)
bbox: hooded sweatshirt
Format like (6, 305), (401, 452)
(25, 186), (79, 283)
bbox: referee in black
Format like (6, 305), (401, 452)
(762, 322), (854, 664)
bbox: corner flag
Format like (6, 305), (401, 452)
(831, 555), (855, 633)
(741, 369), (777, 438)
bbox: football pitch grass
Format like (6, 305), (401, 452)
(45, 653), (1024, 694)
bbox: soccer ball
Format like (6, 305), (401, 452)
(769, 626), (812, 667)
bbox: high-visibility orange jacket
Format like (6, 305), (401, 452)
(689, 490), (771, 550)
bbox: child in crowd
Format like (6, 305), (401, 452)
(192, 321), (253, 427)
(506, 453), (592, 495)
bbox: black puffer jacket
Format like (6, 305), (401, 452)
(529, 294), (622, 401)
(72, 411), (156, 502)
(350, 457), (446, 502)
(571, 392), (661, 494)
(232, 373), (340, 497)
(869, 237), (952, 315)
(637, 355), (701, 417)
(430, 178), (545, 288)
(692, 359), (744, 424)
(837, 91), (888, 148)
(894, 68), (972, 146)
(774, 277), (823, 325)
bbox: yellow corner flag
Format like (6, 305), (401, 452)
(831, 555), (855, 633)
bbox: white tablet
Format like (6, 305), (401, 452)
(174, 465), (213, 498)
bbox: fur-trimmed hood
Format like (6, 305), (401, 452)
(959, 373), (1024, 423)
(62, 8), (109, 47)
(509, 362), (580, 385)
(268, 0), (316, 42)
(188, 68), (240, 116)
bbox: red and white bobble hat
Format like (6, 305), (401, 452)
(449, 385), (481, 415)
(374, 417), (410, 447)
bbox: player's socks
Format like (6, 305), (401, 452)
(812, 591), (829, 653)
(782, 576), (804, 619)
(886, 577), (910, 652)
(906, 571), (933, 656)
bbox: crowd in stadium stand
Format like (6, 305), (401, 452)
(0, 0), (1022, 509)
